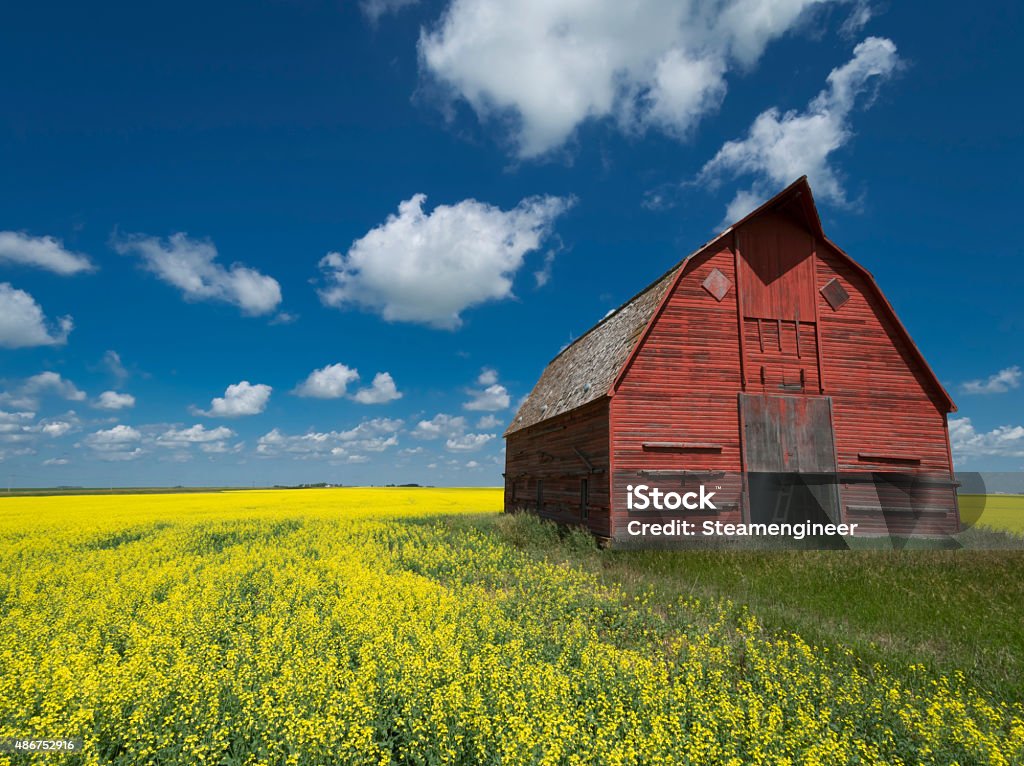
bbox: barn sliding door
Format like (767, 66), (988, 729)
(740, 394), (841, 525)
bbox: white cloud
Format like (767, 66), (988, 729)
(463, 383), (511, 411)
(462, 368), (511, 411)
(412, 413), (467, 440)
(199, 440), (242, 454)
(361, 0), (419, 23)
(839, 0), (873, 37)
(36, 420), (74, 438)
(86, 424), (141, 445)
(95, 391), (136, 410)
(949, 417), (1024, 460)
(293, 364), (360, 399)
(1, 410), (77, 444)
(293, 364), (402, 404)
(195, 381), (272, 417)
(256, 418), (402, 459)
(337, 418), (403, 451)
(0, 410), (35, 426)
(84, 424), (144, 461)
(698, 36), (901, 223)
(961, 366), (1021, 395)
(476, 414), (503, 429)
(155, 424), (236, 449)
(352, 372), (403, 404)
(318, 194), (572, 329)
(113, 232), (282, 316)
(445, 432), (495, 452)
(419, 0), (839, 158)
(43, 457), (69, 466)
(103, 350), (129, 383)
(0, 231), (94, 275)
(533, 249), (557, 287)
(24, 372), (86, 401)
(0, 283), (73, 348)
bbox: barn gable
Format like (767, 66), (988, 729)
(509, 176), (954, 441)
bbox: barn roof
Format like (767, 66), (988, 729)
(505, 177), (954, 436)
(505, 262), (683, 435)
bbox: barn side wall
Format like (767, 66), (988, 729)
(609, 244), (746, 541)
(814, 240), (958, 535)
(503, 398), (612, 537)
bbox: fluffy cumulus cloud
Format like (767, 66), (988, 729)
(419, 0), (844, 158)
(1, 372), (86, 410)
(697, 36), (901, 223)
(475, 414), (504, 429)
(0, 409), (80, 454)
(94, 391), (136, 410)
(256, 418), (402, 459)
(412, 413), (467, 440)
(195, 381), (272, 417)
(0, 231), (94, 275)
(31, 418), (76, 438)
(0, 411), (36, 445)
(0, 283), (73, 349)
(293, 364), (403, 405)
(318, 194), (572, 329)
(113, 232), (282, 316)
(463, 384), (510, 412)
(155, 424), (236, 453)
(83, 424), (144, 461)
(352, 372), (403, 404)
(961, 366), (1021, 395)
(949, 418), (1024, 460)
(293, 364), (360, 399)
(463, 368), (511, 411)
(409, 410), (496, 452)
(445, 432), (495, 452)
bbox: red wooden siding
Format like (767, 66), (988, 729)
(742, 318), (821, 393)
(813, 240), (958, 533)
(504, 398), (612, 536)
(610, 245), (745, 538)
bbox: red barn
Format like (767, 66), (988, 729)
(503, 178), (959, 544)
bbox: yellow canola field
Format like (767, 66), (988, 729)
(959, 494), (1024, 535)
(0, 488), (1022, 765)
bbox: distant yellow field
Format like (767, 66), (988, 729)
(0, 486), (503, 532)
(958, 493), (1024, 534)
(0, 488), (1021, 764)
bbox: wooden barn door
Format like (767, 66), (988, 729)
(736, 212), (823, 394)
(740, 394), (841, 525)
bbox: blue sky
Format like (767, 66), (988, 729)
(0, 0), (1021, 487)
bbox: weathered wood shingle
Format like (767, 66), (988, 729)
(505, 264), (681, 435)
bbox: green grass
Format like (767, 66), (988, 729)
(457, 509), (1024, 705)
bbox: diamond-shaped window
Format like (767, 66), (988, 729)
(702, 268), (731, 302)
(820, 278), (850, 310)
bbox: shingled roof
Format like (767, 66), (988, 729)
(505, 262), (683, 435)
